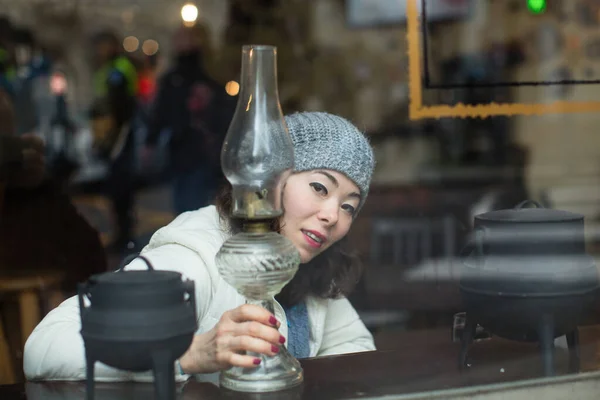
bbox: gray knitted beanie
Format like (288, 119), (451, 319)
(284, 112), (375, 212)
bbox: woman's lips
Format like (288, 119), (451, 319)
(302, 230), (324, 249)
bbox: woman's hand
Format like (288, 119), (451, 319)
(178, 304), (286, 374)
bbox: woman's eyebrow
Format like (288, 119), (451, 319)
(315, 171), (360, 199)
(315, 171), (339, 187)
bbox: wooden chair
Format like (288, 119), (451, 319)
(370, 215), (457, 268)
(0, 270), (65, 384)
(363, 214), (462, 330)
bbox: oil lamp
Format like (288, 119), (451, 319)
(215, 45), (303, 392)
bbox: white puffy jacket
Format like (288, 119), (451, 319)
(24, 206), (375, 382)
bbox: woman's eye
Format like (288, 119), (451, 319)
(342, 204), (356, 216)
(310, 182), (328, 195)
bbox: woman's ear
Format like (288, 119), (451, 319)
(273, 172), (291, 212)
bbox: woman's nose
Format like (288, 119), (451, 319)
(318, 202), (339, 226)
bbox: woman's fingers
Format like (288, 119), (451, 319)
(234, 321), (284, 347)
(221, 334), (281, 357)
(227, 304), (280, 328)
(208, 304), (288, 371)
(224, 352), (264, 368)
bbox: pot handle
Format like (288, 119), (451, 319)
(116, 253), (155, 272)
(183, 280), (198, 328)
(515, 200), (543, 210)
(77, 282), (91, 324)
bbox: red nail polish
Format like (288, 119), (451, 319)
(279, 335), (286, 344)
(253, 358), (261, 365)
(271, 345), (279, 353)
(269, 316), (278, 326)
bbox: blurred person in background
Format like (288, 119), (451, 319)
(7, 25), (78, 188)
(136, 54), (158, 108)
(12, 26), (54, 136)
(14, 28), (38, 135)
(130, 54), (159, 183)
(47, 70), (79, 186)
(90, 30), (139, 253)
(0, 59), (106, 294)
(144, 24), (235, 215)
(0, 16), (16, 100)
(0, 133), (107, 294)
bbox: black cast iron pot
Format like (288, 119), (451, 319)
(78, 255), (197, 400)
(459, 201), (600, 375)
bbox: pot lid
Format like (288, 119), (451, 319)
(476, 200), (583, 223)
(89, 254), (181, 286)
(90, 270), (181, 286)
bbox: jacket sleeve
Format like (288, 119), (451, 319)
(317, 297), (376, 357)
(23, 244), (212, 382)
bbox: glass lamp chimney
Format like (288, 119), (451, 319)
(221, 45), (294, 220)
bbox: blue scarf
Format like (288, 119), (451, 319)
(282, 301), (310, 359)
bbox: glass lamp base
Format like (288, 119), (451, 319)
(220, 345), (303, 392)
(216, 230), (303, 393)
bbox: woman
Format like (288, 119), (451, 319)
(23, 111), (376, 381)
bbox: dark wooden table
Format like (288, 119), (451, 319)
(3, 326), (600, 399)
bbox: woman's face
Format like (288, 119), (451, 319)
(280, 170), (360, 263)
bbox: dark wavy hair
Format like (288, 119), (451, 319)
(215, 181), (364, 307)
